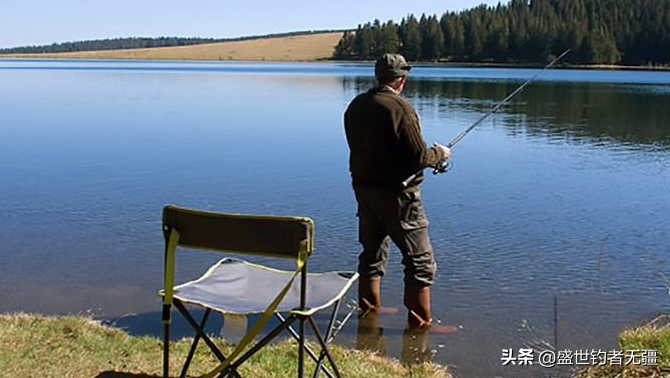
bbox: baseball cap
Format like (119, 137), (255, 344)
(375, 53), (412, 79)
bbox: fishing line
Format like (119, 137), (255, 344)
(401, 49), (571, 188)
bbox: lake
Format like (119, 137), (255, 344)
(1, 60), (669, 378)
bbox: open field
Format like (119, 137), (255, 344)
(1, 32), (343, 62)
(0, 313), (451, 378)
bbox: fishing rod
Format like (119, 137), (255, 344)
(401, 48), (571, 189)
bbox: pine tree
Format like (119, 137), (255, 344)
(486, 8), (509, 61)
(453, 19), (466, 57)
(440, 13), (456, 57)
(421, 15), (445, 60)
(378, 21), (401, 54)
(334, 31), (358, 59)
(464, 15), (484, 59)
(583, 26), (621, 63)
(399, 15), (422, 61)
(370, 19), (383, 58)
(356, 24), (374, 59)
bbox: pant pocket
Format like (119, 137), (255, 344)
(400, 191), (429, 230)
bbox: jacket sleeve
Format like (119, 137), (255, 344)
(397, 107), (446, 171)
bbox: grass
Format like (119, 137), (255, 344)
(1, 32), (343, 62)
(0, 313), (451, 378)
(574, 316), (670, 378)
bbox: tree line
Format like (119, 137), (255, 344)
(0, 30), (344, 54)
(333, 0), (670, 65)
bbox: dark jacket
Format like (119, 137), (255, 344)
(344, 87), (446, 190)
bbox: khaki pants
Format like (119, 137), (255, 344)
(354, 187), (437, 288)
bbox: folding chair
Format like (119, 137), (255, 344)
(160, 205), (359, 378)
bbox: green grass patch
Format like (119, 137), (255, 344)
(0, 313), (451, 378)
(575, 317), (670, 378)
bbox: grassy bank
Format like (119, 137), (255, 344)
(0, 313), (450, 378)
(575, 317), (670, 378)
(3, 313), (669, 378)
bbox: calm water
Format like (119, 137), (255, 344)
(1, 60), (669, 378)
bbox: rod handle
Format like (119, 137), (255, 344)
(400, 172), (420, 189)
(401, 160), (452, 189)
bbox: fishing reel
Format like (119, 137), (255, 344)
(432, 159), (452, 175)
(401, 159), (453, 188)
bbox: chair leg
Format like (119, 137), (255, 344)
(222, 315), (298, 377)
(174, 301), (226, 361)
(173, 301), (243, 378)
(277, 314), (335, 378)
(327, 300), (359, 344)
(308, 317), (342, 378)
(164, 323), (170, 378)
(298, 317), (306, 378)
(313, 301), (341, 378)
(180, 308), (212, 378)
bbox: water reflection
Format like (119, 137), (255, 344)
(401, 327), (434, 366)
(342, 77), (670, 148)
(356, 312), (387, 355)
(356, 311), (453, 368)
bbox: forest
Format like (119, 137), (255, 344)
(333, 0), (670, 65)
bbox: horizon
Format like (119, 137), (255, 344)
(0, 0), (501, 49)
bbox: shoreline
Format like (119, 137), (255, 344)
(0, 313), (452, 378)
(332, 59), (670, 72)
(2, 55), (669, 72)
(2, 313), (667, 378)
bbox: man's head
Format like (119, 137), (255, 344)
(375, 53), (411, 92)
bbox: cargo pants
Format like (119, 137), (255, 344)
(354, 186), (437, 288)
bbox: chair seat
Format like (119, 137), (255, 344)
(170, 258), (358, 316)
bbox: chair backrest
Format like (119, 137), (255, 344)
(162, 205), (313, 259)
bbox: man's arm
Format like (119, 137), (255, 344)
(398, 109), (450, 171)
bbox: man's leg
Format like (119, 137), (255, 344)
(389, 190), (457, 334)
(355, 189), (396, 314)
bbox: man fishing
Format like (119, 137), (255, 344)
(344, 53), (453, 332)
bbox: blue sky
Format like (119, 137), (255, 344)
(0, 0), (502, 48)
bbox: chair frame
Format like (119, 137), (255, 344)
(160, 206), (355, 378)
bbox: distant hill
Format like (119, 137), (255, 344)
(1, 32), (344, 62)
(0, 30), (345, 54)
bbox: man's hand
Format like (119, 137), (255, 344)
(433, 143), (451, 161)
(432, 143), (452, 174)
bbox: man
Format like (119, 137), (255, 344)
(344, 53), (453, 332)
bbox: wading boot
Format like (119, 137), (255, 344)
(358, 277), (399, 316)
(404, 285), (458, 334)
